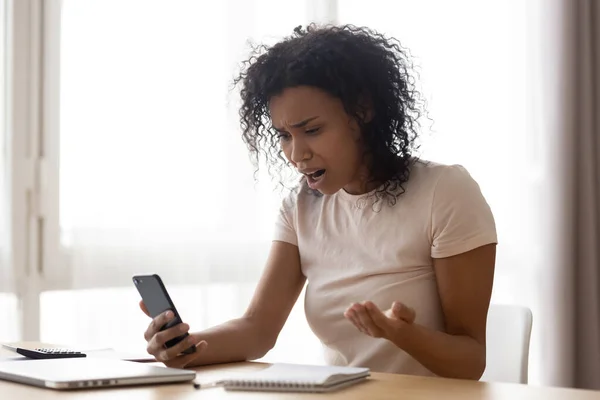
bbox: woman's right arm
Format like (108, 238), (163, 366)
(142, 240), (305, 368)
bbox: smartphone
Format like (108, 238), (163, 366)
(132, 274), (196, 355)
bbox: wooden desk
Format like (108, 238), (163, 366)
(1, 343), (599, 399)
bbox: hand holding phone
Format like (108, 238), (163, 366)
(133, 274), (206, 368)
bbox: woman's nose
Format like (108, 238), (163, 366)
(290, 138), (310, 164)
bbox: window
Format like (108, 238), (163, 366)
(41, 0), (324, 364)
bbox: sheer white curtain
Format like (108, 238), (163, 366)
(42, 0), (325, 363)
(337, 0), (556, 386)
(58, 0), (300, 289)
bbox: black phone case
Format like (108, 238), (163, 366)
(132, 274), (196, 355)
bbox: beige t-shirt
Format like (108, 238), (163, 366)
(273, 159), (498, 376)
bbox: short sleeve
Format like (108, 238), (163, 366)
(430, 165), (497, 258)
(272, 192), (298, 246)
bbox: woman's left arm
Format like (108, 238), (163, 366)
(400, 243), (496, 379)
(346, 243), (496, 380)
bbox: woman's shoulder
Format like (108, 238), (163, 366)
(410, 158), (492, 218)
(410, 157), (467, 177)
(403, 158), (486, 208)
(408, 158), (474, 187)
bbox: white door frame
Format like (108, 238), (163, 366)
(6, 0), (61, 341)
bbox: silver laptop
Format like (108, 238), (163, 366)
(0, 357), (196, 389)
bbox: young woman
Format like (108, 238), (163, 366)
(140, 24), (497, 380)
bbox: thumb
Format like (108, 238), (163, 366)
(139, 300), (150, 317)
(391, 302), (416, 323)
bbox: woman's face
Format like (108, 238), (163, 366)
(269, 86), (370, 195)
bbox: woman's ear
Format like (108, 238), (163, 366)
(357, 96), (374, 123)
(347, 96), (374, 140)
(363, 107), (374, 123)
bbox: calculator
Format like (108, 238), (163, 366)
(2, 345), (86, 359)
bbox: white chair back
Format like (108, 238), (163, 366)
(480, 304), (533, 384)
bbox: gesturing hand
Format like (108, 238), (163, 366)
(344, 301), (416, 342)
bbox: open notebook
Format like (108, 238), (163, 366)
(219, 363), (370, 393)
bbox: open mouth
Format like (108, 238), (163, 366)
(308, 169), (326, 179)
(304, 169), (326, 188)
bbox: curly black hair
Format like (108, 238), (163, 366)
(234, 24), (427, 205)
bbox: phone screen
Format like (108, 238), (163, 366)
(133, 275), (172, 318)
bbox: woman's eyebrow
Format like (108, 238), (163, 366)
(273, 116), (319, 131)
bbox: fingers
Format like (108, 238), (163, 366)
(345, 301), (414, 341)
(144, 310), (174, 341)
(154, 322), (190, 348)
(156, 333), (201, 364)
(391, 301), (416, 323)
(345, 302), (385, 338)
(141, 308), (208, 369)
(147, 321), (189, 356)
(158, 338), (208, 369)
(139, 300), (150, 317)
(365, 301), (391, 329)
(344, 306), (368, 334)
(360, 302), (388, 337)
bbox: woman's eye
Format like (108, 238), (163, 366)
(306, 127), (320, 134)
(277, 133), (291, 141)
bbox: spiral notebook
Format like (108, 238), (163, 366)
(220, 363), (370, 393)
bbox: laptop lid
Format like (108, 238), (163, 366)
(0, 358), (196, 390)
